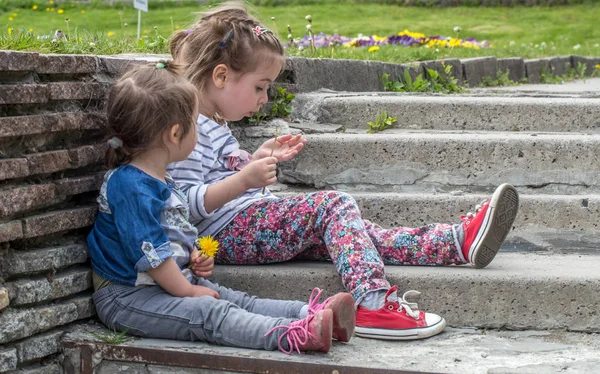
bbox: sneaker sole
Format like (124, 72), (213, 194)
(469, 183), (519, 269)
(354, 317), (446, 340)
(328, 293), (356, 342)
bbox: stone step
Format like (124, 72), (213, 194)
(62, 326), (600, 374)
(276, 131), (600, 194)
(273, 189), (599, 233)
(293, 92), (600, 132)
(211, 252), (600, 332)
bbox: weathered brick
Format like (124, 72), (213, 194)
(497, 58), (526, 82)
(0, 348), (17, 372)
(419, 58), (463, 85)
(7, 267), (92, 306)
(26, 150), (71, 175)
(8, 363), (62, 374)
(0, 115), (46, 138)
(0, 287), (9, 311)
(0, 50), (39, 71)
(68, 144), (107, 169)
(571, 55), (600, 76)
(55, 174), (103, 196)
(0, 184), (56, 218)
(525, 58), (551, 83)
(13, 330), (63, 364)
(0, 244), (89, 278)
(45, 112), (86, 133)
(48, 82), (106, 101)
(0, 295), (94, 344)
(21, 206), (97, 238)
(0, 221), (23, 243)
(461, 57), (497, 87)
(0, 84), (49, 105)
(549, 56), (572, 77)
(36, 54), (98, 74)
(0, 158), (30, 181)
(100, 56), (147, 77)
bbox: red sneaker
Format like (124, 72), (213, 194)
(307, 288), (356, 342)
(355, 286), (446, 340)
(265, 309), (333, 355)
(462, 183), (519, 269)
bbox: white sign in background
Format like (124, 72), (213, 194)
(134, 0), (148, 13)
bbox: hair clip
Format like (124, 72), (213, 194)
(107, 137), (123, 149)
(156, 62), (165, 69)
(218, 29), (234, 48)
(185, 29), (191, 36)
(252, 26), (271, 36)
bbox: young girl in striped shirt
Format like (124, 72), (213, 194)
(168, 2), (519, 340)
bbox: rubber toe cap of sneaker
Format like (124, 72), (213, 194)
(424, 312), (443, 326)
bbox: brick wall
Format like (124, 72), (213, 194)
(0, 51), (150, 373)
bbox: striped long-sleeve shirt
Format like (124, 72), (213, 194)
(167, 114), (277, 236)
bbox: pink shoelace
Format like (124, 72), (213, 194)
(264, 315), (315, 355)
(306, 287), (333, 315)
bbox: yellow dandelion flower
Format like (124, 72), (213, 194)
(28, 28), (33, 32)
(175, 25), (180, 30)
(81, 10), (85, 14)
(196, 236), (220, 258)
(49, 0), (54, 4)
(8, 17), (13, 21)
(7, 27), (12, 35)
(32, 5), (38, 10)
(596, 64), (600, 69)
(107, 31), (114, 37)
(58, 9), (64, 14)
(12, 13), (17, 17)
(368, 46), (380, 53)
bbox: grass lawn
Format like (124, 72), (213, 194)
(1, 2), (599, 63)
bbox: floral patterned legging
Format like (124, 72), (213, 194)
(214, 191), (464, 302)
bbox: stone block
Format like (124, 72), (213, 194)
(0, 221), (23, 243)
(0, 287), (8, 311)
(0, 184), (56, 218)
(0, 85), (49, 105)
(419, 58), (463, 85)
(0, 295), (94, 344)
(0, 158), (30, 181)
(290, 58), (382, 92)
(461, 57), (497, 87)
(55, 174), (104, 196)
(36, 54), (98, 74)
(13, 330), (63, 363)
(525, 58), (551, 83)
(78, 112), (106, 131)
(571, 55), (600, 76)
(68, 144), (107, 169)
(21, 206), (97, 238)
(497, 58), (526, 82)
(48, 82), (107, 101)
(100, 56), (147, 77)
(12, 363), (62, 374)
(0, 348), (17, 372)
(0, 244), (89, 278)
(7, 268), (92, 306)
(45, 112), (86, 133)
(25, 150), (71, 175)
(0, 50), (39, 71)
(0, 115), (46, 138)
(549, 56), (572, 76)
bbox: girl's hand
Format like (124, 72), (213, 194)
(190, 253), (215, 278)
(190, 285), (220, 299)
(253, 134), (307, 162)
(239, 156), (278, 189)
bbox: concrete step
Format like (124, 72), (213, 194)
(62, 326), (600, 374)
(210, 252), (600, 332)
(272, 189), (600, 233)
(293, 92), (600, 132)
(276, 131), (600, 194)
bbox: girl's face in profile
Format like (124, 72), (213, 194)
(218, 59), (283, 122)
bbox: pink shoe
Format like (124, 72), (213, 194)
(461, 184), (519, 268)
(265, 309), (333, 355)
(307, 288), (356, 342)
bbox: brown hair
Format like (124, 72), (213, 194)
(170, 1), (284, 97)
(105, 61), (198, 169)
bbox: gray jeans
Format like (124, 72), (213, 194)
(93, 277), (305, 351)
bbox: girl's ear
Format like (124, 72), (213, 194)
(166, 123), (182, 145)
(212, 64), (229, 89)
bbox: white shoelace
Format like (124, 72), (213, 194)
(397, 290), (421, 320)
